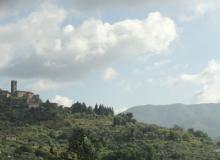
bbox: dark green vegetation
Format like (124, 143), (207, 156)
(0, 101), (220, 160)
(127, 103), (220, 139)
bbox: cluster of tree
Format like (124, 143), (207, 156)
(93, 104), (114, 116)
(57, 127), (155, 160)
(71, 102), (114, 116)
(113, 113), (136, 126)
(0, 100), (65, 125)
(70, 102), (92, 114)
(187, 128), (210, 139)
(0, 99), (115, 125)
(60, 128), (98, 160)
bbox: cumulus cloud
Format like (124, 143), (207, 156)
(103, 67), (118, 81)
(51, 95), (73, 107)
(174, 60), (220, 103)
(0, 4), (177, 82)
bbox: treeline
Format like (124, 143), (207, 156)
(0, 100), (115, 126)
(70, 102), (114, 116)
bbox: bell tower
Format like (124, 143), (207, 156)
(11, 80), (17, 95)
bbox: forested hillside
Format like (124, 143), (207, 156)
(0, 101), (220, 160)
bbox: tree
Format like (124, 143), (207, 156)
(68, 128), (97, 160)
(113, 113), (136, 126)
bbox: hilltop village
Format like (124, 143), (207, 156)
(0, 80), (57, 108)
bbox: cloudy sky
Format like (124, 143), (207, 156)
(0, 0), (220, 112)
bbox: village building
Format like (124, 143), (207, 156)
(0, 80), (43, 108)
(0, 88), (11, 98)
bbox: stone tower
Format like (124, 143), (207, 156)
(11, 80), (17, 95)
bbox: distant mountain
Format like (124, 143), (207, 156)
(126, 103), (220, 139)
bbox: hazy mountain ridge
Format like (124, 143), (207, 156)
(126, 103), (220, 139)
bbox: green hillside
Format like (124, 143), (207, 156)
(0, 101), (220, 160)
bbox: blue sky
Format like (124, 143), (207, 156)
(0, 0), (220, 112)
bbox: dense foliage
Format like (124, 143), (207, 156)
(71, 102), (114, 116)
(0, 100), (219, 160)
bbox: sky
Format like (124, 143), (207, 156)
(0, 0), (220, 112)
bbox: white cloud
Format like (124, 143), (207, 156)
(114, 107), (128, 114)
(0, 4), (177, 82)
(103, 67), (118, 81)
(63, 24), (74, 33)
(174, 60), (220, 103)
(51, 95), (73, 107)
